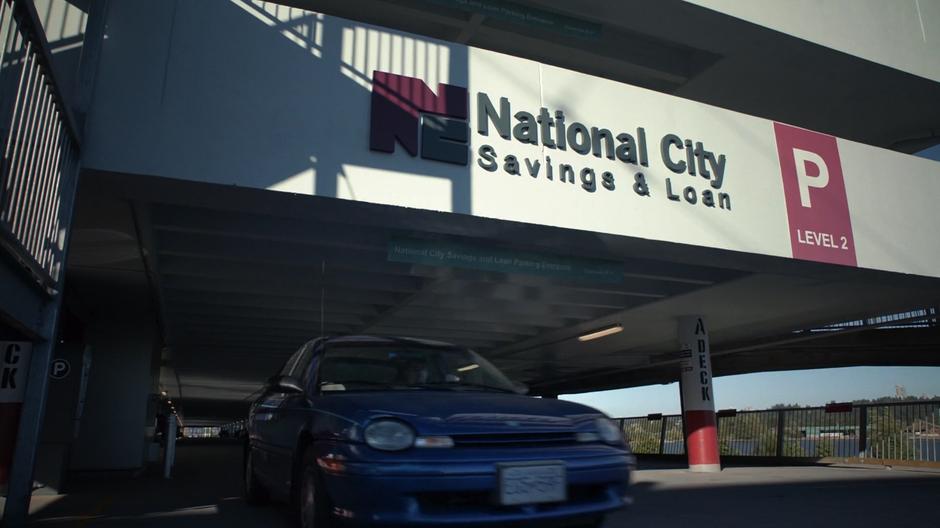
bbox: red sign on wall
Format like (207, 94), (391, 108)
(1, 342), (31, 488)
(773, 122), (857, 266)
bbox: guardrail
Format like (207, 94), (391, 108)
(0, 0), (81, 293)
(619, 400), (940, 464)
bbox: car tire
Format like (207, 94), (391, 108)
(244, 447), (269, 505)
(298, 448), (333, 528)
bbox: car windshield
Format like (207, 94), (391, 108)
(316, 344), (518, 393)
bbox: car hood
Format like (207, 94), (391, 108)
(314, 390), (605, 435)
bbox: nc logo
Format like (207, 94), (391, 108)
(369, 71), (469, 166)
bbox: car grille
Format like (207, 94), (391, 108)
(450, 432), (579, 448)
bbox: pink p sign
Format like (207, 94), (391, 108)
(773, 122), (857, 266)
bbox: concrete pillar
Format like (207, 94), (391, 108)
(162, 416), (177, 479)
(69, 317), (157, 472)
(34, 345), (93, 494)
(3, 300), (65, 525)
(678, 316), (720, 472)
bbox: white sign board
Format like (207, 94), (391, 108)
(0, 342), (32, 403)
(678, 317), (715, 413)
(83, 4), (940, 278)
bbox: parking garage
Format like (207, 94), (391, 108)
(2, 0), (940, 526)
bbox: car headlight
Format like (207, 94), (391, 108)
(595, 418), (625, 445)
(364, 419), (416, 451)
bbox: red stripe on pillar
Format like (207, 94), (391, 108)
(684, 409), (720, 466)
(0, 402), (23, 488)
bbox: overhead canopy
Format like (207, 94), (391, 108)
(66, 171), (940, 425)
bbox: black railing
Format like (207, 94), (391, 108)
(0, 0), (81, 293)
(619, 400), (940, 463)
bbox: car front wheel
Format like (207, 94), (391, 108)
(299, 448), (333, 528)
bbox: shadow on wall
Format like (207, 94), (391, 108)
(33, 0), (87, 110)
(85, 0), (472, 215)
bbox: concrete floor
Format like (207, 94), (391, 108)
(22, 441), (940, 527)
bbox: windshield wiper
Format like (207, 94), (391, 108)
(410, 382), (516, 393)
(323, 381), (516, 394)
(321, 380), (399, 390)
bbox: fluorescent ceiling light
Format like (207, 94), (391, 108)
(578, 324), (623, 342)
(457, 363), (480, 372)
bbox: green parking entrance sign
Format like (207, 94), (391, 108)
(388, 237), (623, 284)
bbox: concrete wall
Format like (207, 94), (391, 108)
(70, 316), (156, 471)
(688, 0), (940, 83)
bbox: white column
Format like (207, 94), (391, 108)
(678, 316), (720, 472)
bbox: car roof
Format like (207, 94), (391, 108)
(316, 335), (463, 349)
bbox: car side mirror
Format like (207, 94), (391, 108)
(512, 381), (530, 395)
(272, 375), (305, 394)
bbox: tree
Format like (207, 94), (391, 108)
(815, 440), (833, 458)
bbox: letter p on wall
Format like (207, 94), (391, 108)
(773, 122), (857, 267)
(792, 148), (829, 207)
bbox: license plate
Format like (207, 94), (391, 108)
(498, 462), (566, 505)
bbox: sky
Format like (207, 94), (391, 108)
(561, 366), (940, 418)
(562, 145), (940, 418)
(918, 143), (940, 162)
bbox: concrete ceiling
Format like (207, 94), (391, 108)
(65, 171), (940, 424)
(294, 0), (940, 153)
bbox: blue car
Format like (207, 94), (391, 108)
(244, 336), (633, 527)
